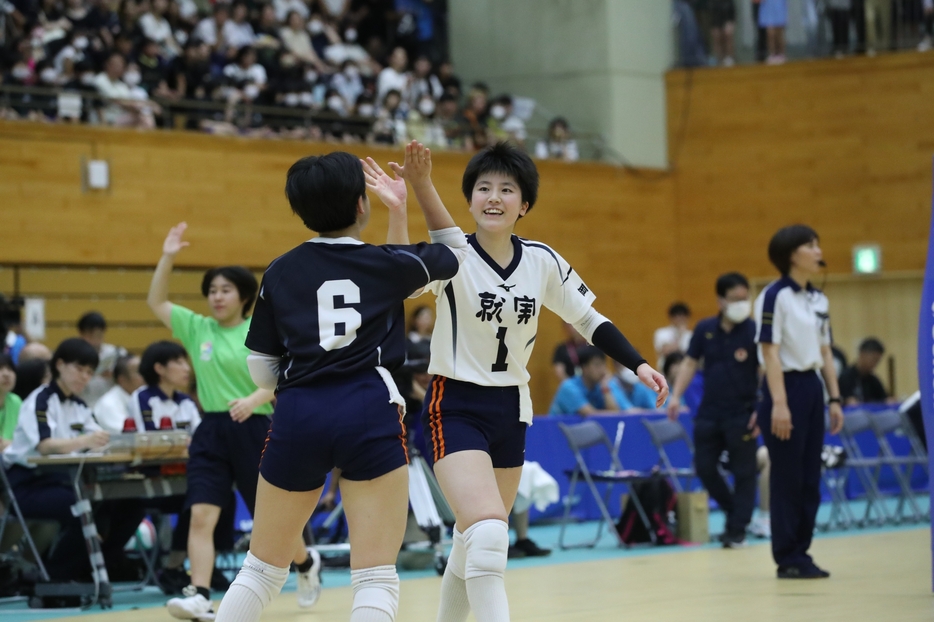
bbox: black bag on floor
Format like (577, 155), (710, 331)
(616, 475), (679, 545)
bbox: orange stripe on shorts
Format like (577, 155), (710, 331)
(432, 377), (446, 461)
(397, 404), (409, 464)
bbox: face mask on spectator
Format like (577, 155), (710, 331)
(12, 65), (32, 80)
(308, 19), (324, 35)
(244, 84), (260, 100)
(357, 103), (375, 117)
(724, 300), (751, 323)
(74, 35), (89, 50)
(327, 95), (344, 112)
(305, 69), (318, 84)
(490, 104), (506, 121)
(284, 92), (299, 106)
(344, 27), (357, 42)
(344, 65), (359, 79)
(418, 98), (435, 117)
(40, 67), (59, 83)
(124, 69), (141, 85)
(299, 91), (314, 106)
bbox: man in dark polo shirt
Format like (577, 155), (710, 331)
(667, 272), (760, 547)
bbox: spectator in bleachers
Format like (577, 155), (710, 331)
(376, 44), (410, 103)
(667, 272), (759, 548)
(654, 302), (693, 369)
(407, 92), (445, 145)
(407, 52), (440, 105)
(534, 116), (579, 162)
(274, 0), (309, 23)
(0, 353), (20, 451)
(461, 81), (489, 146)
(372, 86), (406, 143)
(838, 337), (888, 404)
(166, 38), (212, 100)
(224, 2), (257, 51)
(138, 0), (181, 58)
(708, 0), (736, 66)
(193, 3), (231, 51)
(279, 10), (329, 71)
(394, 0), (436, 60)
(407, 305), (434, 345)
(549, 347), (634, 415)
(758, 0), (787, 64)
(488, 94), (526, 147)
(77, 311), (128, 407)
(436, 59), (461, 98)
(435, 91), (469, 149)
(136, 37), (172, 97)
(222, 46), (268, 106)
(1, 295), (25, 364)
(94, 51), (161, 127)
(252, 4), (285, 63)
(552, 322), (587, 381)
(92, 353), (144, 433)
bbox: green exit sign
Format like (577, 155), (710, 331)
(853, 244), (881, 274)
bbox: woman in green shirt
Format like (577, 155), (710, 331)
(148, 223), (320, 621)
(0, 353), (21, 450)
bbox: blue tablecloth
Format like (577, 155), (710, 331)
(526, 405), (928, 523)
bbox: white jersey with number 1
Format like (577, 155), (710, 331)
(424, 233), (597, 423)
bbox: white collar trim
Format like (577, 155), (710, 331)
(307, 236), (364, 245)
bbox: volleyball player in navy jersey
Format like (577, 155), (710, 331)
(403, 142), (669, 622)
(214, 144), (466, 622)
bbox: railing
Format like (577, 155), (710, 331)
(0, 83), (615, 162)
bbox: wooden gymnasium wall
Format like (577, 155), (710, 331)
(0, 121), (676, 412)
(1, 51), (932, 408)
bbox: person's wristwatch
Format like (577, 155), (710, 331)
(828, 397), (842, 405)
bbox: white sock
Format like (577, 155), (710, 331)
(463, 519), (510, 622)
(436, 526), (470, 622)
(214, 552), (289, 622)
(350, 565), (400, 622)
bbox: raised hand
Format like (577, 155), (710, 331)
(361, 157), (407, 211)
(388, 140), (432, 186)
(163, 222), (190, 256)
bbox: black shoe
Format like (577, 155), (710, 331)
(157, 567), (190, 595)
(777, 564), (830, 579)
(719, 533), (747, 549)
(513, 538), (552, 557)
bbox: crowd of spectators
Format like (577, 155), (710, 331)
(0, 0), (580, 158)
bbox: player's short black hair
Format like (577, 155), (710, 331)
(858, 337), (885, 354)
(140, 341), (188, 386)
(668, 302), (690, 318)
(663, 352), (685, 378)
(201, 266), (258, 318)
(715, 272), (750, 298)
(51, 338), (99, 379)
(462, 142), (539, 212)
(113, 354), (137, 383)
(77, 311), (107, 333)
(285, 151), (366, 234)
(768, 224), (819, 275)
(577, 346), (605, 368)
(0, 352), (14, 372)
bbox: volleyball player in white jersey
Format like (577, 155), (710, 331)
(405, 142), (669, 622)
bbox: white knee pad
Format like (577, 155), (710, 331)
(233, 552), (290, 608)
(351, 565), (400, 619)
(462, 519), (509, 580)
(447, 526), (467, 580)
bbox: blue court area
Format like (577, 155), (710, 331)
(2, 495), (928, 622)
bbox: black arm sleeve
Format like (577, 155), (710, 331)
(591, 322), (647, 373)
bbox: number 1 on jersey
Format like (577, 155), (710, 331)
(492, 326), (509, 372)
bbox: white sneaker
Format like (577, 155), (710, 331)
(296, 547), (322, 608)
(749, 515), (771, 539)
(919, 37), (932, 52)
(723, 56), (735, 67)
(167, 586), (215, 620)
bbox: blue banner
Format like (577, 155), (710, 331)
(920, 160), (934, 591)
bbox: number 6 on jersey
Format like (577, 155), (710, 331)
(317, 280), (361, 351)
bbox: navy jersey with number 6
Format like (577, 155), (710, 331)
(246, 236), (461, 389)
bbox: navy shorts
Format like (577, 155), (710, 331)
(421, 376), (527, 469)
(260, 369), (409, 492)
(186, 412), (271, 513)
